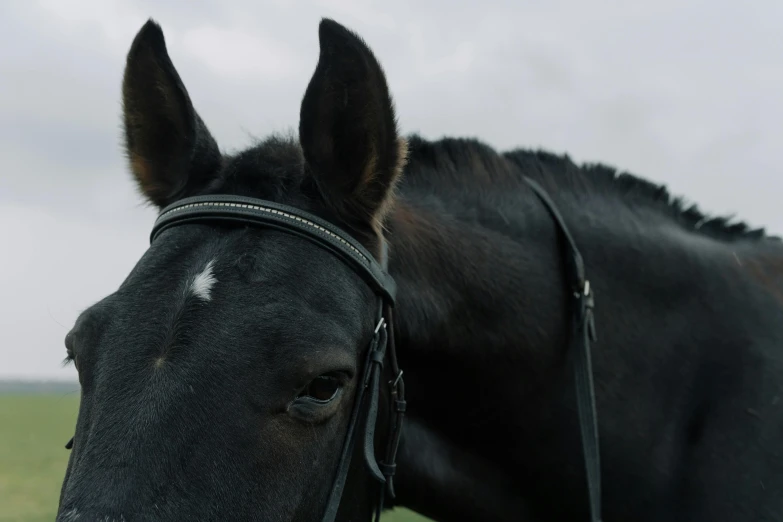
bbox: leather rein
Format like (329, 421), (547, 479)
(65, 178), (602, 522)
(525, 177), (602, 522)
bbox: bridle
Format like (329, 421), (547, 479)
(149, 194), (405, 522)
(146, 182), (604, 522)
(63, 179), (602, 522)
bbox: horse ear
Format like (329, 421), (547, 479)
(299, 19), (408, 233)
(121, 19), (221, 208)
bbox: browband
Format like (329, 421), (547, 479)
(149, 194), (397, 304)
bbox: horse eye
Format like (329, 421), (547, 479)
(298, 375), (341, 403)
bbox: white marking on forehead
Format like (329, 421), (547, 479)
(189, 259), (217, 302)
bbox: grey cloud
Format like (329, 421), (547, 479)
(1, 0), (781, 379)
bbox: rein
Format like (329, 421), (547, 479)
(63, 181), (601, 521)
(525, 177), (603, 522)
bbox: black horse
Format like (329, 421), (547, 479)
(56, 17), (783, 522)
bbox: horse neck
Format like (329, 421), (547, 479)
(384, 179), (783, 520)
(383, 188), (582, 519)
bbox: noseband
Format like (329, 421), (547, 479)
(149, 195), (405, 522)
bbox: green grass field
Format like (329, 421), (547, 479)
(0, 394), (430, 522)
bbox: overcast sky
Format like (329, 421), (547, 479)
(1, 0), (781, 380)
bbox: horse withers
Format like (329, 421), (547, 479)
(56, 17), (783, 522)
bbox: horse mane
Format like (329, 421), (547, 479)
(225, 133), (775, 243)
(400, 134), (776, 243)
(579, 161), (774, 241)
(515, 148), (776, 242)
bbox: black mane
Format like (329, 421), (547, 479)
(577, 160), (774, 242)
(399, 133), (776, 242)
(208, 132), (775, 243)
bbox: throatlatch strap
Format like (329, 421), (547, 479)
(321, 318), (386, 522)
(362, 325), (389, 484)
(524, 177), (603, 522)
(379, 304), (405, 501)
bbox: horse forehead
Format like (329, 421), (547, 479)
(226, 236), (372, 305)
(194, 251), (367, 324)
(114, 227), (372, 340)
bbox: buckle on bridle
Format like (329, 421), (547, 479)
(391, 369), (404, 389)
(374, 317), (386, 334)
(364, 319), (388, 388)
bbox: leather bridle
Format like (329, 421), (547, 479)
(149, 195), (406, 522)
(64, 179), (602, 522)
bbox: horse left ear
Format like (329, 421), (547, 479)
(121, 19), (221, 209)
(299, 18), (408, 233)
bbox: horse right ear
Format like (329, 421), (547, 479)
(121, 19), (221, 208)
